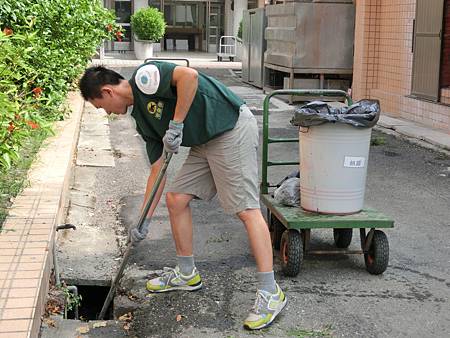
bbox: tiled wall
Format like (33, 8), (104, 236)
(353, 0), (450, 132)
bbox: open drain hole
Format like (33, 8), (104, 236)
(66, 285), (113, 320)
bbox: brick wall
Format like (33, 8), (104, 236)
(353, 0), (450, 132)
(441, 0), (450, 87)
(352, 0), (381, 100)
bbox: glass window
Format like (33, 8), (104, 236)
(115, 1), (131, 23)
(175, 5), (186, 26)
(210, 14), (218, 27)
(148, 0), (161, 11)
(186, 4), (196, 27)
(165, 2), (198, 27)
(164, 5), (173, 25)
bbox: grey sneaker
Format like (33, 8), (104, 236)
(146, 266), (202, 293)
(243, 284), (287, 330)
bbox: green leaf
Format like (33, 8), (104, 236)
(2, 153), (11, 169)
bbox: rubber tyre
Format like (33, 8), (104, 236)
(333, 228), (353, 248)
(230, 57), (234, 62)
(280, 230), (303, 277)
(364, 230), (389, 275)
(269, 214), (284, 250)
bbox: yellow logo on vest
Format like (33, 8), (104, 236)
(147, 101), (163, 120)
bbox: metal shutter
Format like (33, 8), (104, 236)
(411, 0), (445, 101)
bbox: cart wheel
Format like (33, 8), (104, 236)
(333, 228), (353, 248)
(230, 57), (234, 62)
(280, 230), (303, 277)
(364, 230), (389, 275)
(269, 214), (284, 250)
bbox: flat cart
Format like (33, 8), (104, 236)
(217, 36), (237, 61)
(261, 89), (394, 277)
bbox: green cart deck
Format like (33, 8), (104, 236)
(261, 194), (394, 230)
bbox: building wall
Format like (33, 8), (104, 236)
(225, 0), (234, 36)
(441, 0), (450, 87)
(234, 0), (248, 36)
(353, 0), (450, 132)
(134, 0), (147, 12)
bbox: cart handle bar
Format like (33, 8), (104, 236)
(261, 89), (353, 195)
(145, 57), (190, 68)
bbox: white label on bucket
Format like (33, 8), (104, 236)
(344, 156), (366, 168)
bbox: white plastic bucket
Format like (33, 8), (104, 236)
(299, 123), (372, 214)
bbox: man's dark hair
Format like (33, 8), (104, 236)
(79, 66), (125, 100)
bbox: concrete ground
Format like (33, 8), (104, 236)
(42, 66), (450, 338)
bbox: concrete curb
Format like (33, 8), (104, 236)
(376, 115), (450, 154)
(0, 92), (84, 338)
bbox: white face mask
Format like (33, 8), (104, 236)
(136, 64), (160, 95)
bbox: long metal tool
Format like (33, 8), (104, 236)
(98, 152), (173, 319)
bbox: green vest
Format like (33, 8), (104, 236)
(130, 61), (244, 164)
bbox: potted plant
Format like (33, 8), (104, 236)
(131, 7), (166, 59)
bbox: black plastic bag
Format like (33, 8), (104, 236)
(290, 99), (380, 128)
(274, 177), (300, 207)
(276, 169), (300, 188)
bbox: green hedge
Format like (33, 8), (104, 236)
(0, 0), (121, 169)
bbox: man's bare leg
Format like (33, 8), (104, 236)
(237, 208), (273, 272)
(146, 192), (201, 293)
(166, 192), (195, 256)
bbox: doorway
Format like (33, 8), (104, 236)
(207, 2), (224, 52)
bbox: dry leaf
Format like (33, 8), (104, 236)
(45, 302), (61, 315)
(118, 312), (133, 321)
(76, 326), (89, 334)
(93, 321), (107, 328)
(43, 318), (56, 327)
(176, 314), (182, 322)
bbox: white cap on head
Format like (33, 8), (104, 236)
(135, 64), (160, 95)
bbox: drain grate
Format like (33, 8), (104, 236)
(67, 285), (113, 320)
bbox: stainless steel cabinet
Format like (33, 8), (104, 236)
(241, 8), (267, 88)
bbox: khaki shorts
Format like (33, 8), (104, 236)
(168, 105), (260, 214)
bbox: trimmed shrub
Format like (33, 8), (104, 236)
(131, 7), (166, 41)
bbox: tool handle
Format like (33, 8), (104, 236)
(98, 152), (173, 320)
(137, 152), (173, 234)
(98, 244), (133, 319)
